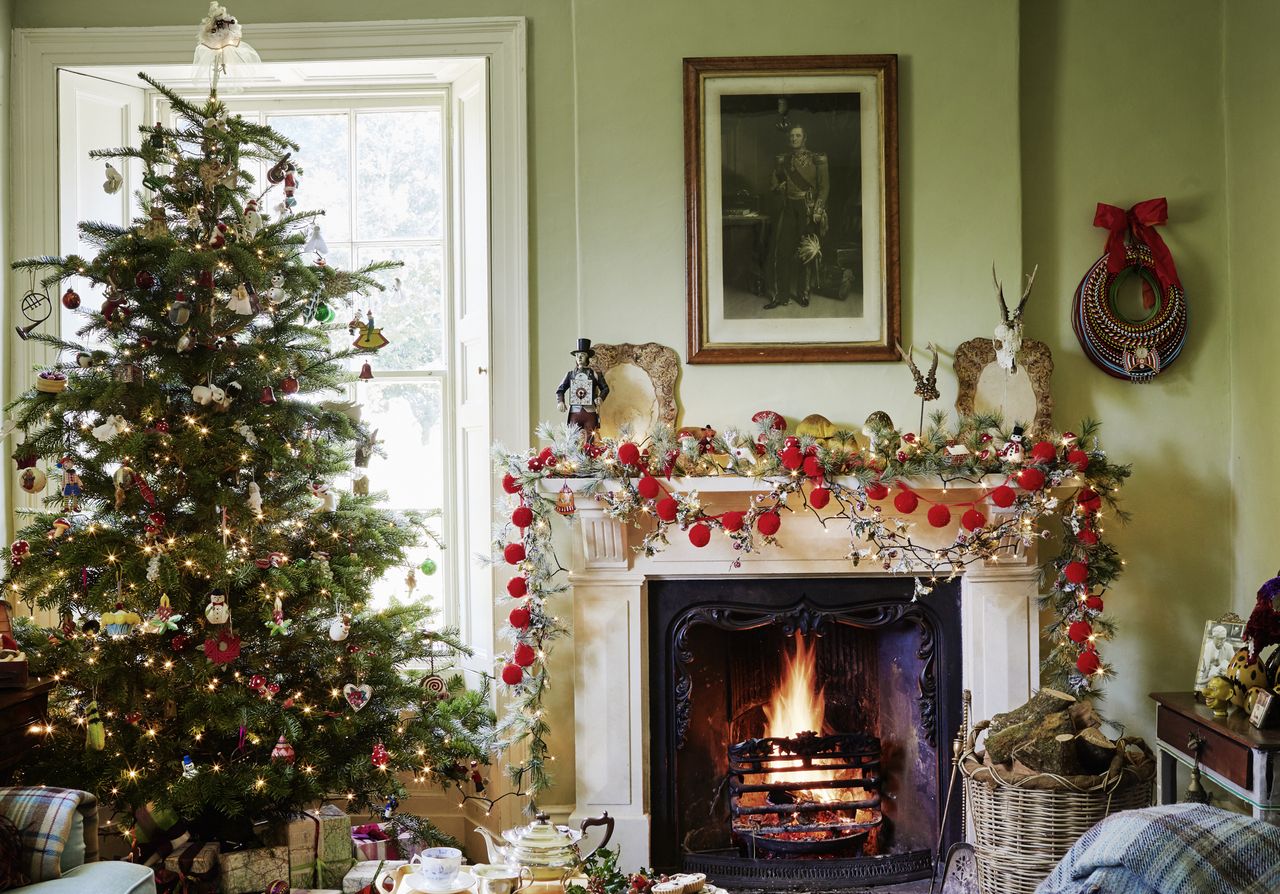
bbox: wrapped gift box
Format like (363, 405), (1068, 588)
(218, 844), (290, 894)
(271, 805), (354, 888)
(350, 822), (428, 863)
(343, 860), (407, 893)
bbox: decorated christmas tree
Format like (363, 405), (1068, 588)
(5, 74), (491, 842)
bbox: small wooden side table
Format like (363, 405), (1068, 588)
(1151, 690), (1280, 822)
(0, 678), (55, 784)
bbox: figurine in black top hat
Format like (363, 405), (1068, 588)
(556, 338), (610, 439)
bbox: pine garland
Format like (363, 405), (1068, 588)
(494, 412), (1129, 795)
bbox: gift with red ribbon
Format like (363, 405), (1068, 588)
(350, 823), (398, 862)
(1092, 197), (1182, 303)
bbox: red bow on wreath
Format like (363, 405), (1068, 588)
(1093, 198), (1182, 304)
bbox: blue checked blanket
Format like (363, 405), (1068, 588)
(0, 786), (99, 883)
(1037, 803), (1280, 894)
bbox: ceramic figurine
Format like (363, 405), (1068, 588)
(555, 338), (610, 440)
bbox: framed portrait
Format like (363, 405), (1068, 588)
(1194, 612), (1244, 693)
(683, 54), (900, 364)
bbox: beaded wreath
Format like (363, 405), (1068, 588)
(1072, 241), (1188, 382)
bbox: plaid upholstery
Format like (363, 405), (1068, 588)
(0, 786), (99, 883)
(1037, 803), (1280, 894)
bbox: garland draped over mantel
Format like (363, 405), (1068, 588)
(492, 412), (1130, 796)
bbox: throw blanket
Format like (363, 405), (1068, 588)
(1038, 803), (1280, 894)
(0, 787), (98, 883)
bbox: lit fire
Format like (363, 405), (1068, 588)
(763, 633), (840, 802)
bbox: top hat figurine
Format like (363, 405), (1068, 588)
(555, 338), (609, 440)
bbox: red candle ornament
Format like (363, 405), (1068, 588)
(1064, 561), (1089, 585)
(503, 543), (526, 565)
(637, 475), (660, 500)
(1068, 620), (1093, 643)
(513, 643), (537, 667)
(721, 511), (744, 532)
(507, 576), (528, 598)
(893, 491), (919, 514)
(656, 497), (679, 522)
(809, 487), (831, 510)
(689, 523), (711, 548)
(961, 508), (986, 532)
(501, 664), (523, 685)
(757, 512), (781, 536)
(511, 506), (533, 528)
(1017, 467), (1046, 491)
(927, 504), (951, 528)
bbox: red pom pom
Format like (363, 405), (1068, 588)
(1067, 449), (1089, 472)
(1077, 529), (1099, 545)
(927, 504), (951, 528)
(1017, 467), (1046, 491)
(780, 446), (803, 470)
(1063, 561), (1089, 585)
(990, 484), (1016, 508)
(637, 475), (660, 500)
(1030, 441), (1057, 464)
(689, 523), (711, 548)
(757, 512), (781, 536)
(507, 576), (528, 598)
(510, 607), (531, 629)
(502, 473), (522, 495)
(893, 491), (919, 514)
(514, 643), (537, 667)
(503, 543), (526, 565)
(1084, 594), (1104, 612)
(511, 506), (533, 528)
(809, 487), (831, 510)
(1076, 649), (1101, 676)
(501, 664), (523, 685)
(803, 456), (823, 478)
(865, 481), (889, 501)
(617, 442), (641, 468)
(721, 511), (744, 532)
(961, 509), (987, 531)
(1068, 620), (1092, 643)
(1077, 488), (1102, 513)
(656, 497), (679, 522)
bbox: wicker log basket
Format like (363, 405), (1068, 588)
(960, 716), (1155, 894)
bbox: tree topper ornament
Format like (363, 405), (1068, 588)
(992, 264), (1037, 374)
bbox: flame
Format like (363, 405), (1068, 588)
(763, 633), (841, 802)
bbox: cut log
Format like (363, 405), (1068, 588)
(1013, 733), (1083, 776)
(1075, 726), (1118, 774)
(1069, 699), (1103, 732)
(989, 688), (1077, 732)
(986, 710), (1073, 765)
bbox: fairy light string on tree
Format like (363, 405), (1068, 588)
(494, 411), (1129, 796)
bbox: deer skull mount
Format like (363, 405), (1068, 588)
(993, 264), (1038, 374)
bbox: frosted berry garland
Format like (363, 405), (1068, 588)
(492, 412), (1129, 795)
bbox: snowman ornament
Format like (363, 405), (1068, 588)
(328, 612), (351, 642)
(205, 589), (230, 625)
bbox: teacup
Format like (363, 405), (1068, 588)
(472, 864), (533, 894)
(411, 847), (464, 890)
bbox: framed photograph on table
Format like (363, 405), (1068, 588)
(1194, 612), (1244, 693)
(684, 54), (900, 363)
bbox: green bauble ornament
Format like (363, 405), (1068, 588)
(314, 302), (335, 323)
(419, 558), (438, 576)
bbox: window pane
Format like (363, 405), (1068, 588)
(266, 114), (352, 241)
(355, 109), (443, 240)
(356, 380), (445, 513)
(367, 543), (444, 621)
(355, 245), (444, 370)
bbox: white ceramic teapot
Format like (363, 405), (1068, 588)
(475, 811), (613, 884)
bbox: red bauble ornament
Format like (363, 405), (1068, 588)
(1078, 488), (1102, 513)
(927, 504), (951, 528)
(809, 487), (831, 510)
(990, 484), (1016, 508)
(513, 642), (537, 667)
(780, 446), (803, 471)
(170, 634), (189, 651)
(865, 481), (889, 501)
(281, 376), (299, 395)
(511, 506), (533, 528)
(637, 475), (660, 500)
(721, 511), (744, 532)
(757, 512), (781, 536)
(1084, 594), (1104, 612)
(1076, 649), (1101, 676)
(893, 491), (919, 514)
(689, 523), (711, 548)
(1068, 620), (1093, 643)
(656, 497), (679, 522)
(507, 576), (528, 598)
(961, 509), (987, 532)
(802, 456), (823, 478)
(1063, 561), (1089, 585)
(503, 543), (526, 565)
(134, 270), (157, 291)
(502, 473), (522, 494)
(1067, 449), (1090, 472)
(617, 442), (641, 468)
(1017, 467), (1046, 491)
(501, 664), (523, 686)
(61, 288), (81, 310)
(509, 607), (531, 629)
(1030, 441), (1057, 464)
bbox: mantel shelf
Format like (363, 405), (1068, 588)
(540, 473), (1079, 497)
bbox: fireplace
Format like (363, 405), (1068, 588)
(648, 577), (962, 888)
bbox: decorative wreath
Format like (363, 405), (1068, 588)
(1073, 199), (1188, 382)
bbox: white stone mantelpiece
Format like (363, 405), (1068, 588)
(561, 477), (1044, 863)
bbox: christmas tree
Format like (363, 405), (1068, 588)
(5, 74), (491, 842)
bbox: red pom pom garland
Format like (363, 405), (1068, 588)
(721, 511), (745, 532)
(510, 607), (532, 629)
(617, 442), (641, 468)
(1068, 620), (1092, 643)
(990, 485), (1016, 508)
(809, 487), (831, 510)
(961, 508), (986, 532)
(511, 506), (533, 528)
(893, 490), (919, 514)
(1076, 648), (1101, 676)
(926, 504), (951, 528)
(656, 497), (679, 522)
(637, 475), (660, 501)
(502, 473), (522, 494)
(503, 543), (526, 565)
(1063, 561), (1089, 585)
(501, 664), (523, 686)
(1017, 467), (1046, 491)
(757, 512), (781, 536)
(689, 523), (711, 548)
(803, 456), (823, 479)
(514, 643), (537, 667)
(507, 576), (528, 598)
(865, 481), (889, 501)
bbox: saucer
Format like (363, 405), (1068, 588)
(408, 870), (475, 894)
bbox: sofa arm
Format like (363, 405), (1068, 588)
(16, 860), (155, 894)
